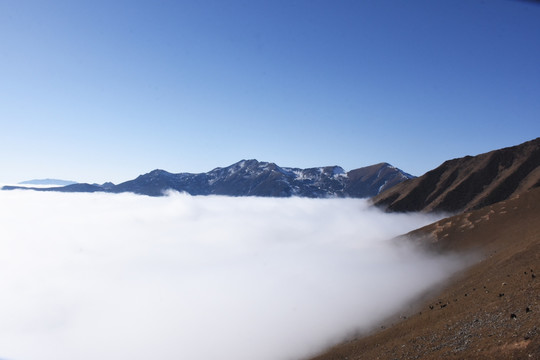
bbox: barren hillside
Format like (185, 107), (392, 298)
(310, 187), (540, 359)
(372, 138), (540, 213)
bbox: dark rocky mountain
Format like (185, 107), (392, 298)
(3, 160), (413, 198)
(372, 138), (540, 213)
(346, 162), (413, 197)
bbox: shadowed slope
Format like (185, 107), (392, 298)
(372, 138), (540, 213)
(346, 163), (413, 197)
(310, 187), (540, 360)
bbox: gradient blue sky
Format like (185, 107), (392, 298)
(1, 0), (539, 184)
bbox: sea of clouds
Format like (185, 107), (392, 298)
(0, 190), (465, 360)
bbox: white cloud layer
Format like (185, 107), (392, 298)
(0, 191), (464, 360)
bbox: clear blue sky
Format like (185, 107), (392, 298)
(1, 0), (539, 184)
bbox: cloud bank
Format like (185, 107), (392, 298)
(0, 191), (464, 360)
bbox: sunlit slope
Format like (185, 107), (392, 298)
(311, 187), (540, 360)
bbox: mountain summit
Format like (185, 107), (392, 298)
(3, 160), (413, 198)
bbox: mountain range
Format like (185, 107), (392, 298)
(6, 139), (539, 207)
(3, 160), (413, 198)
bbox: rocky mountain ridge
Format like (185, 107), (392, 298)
(3, 160), (413, 198)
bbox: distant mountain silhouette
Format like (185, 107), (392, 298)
(19, 178), (78, 186)
(3, 160), (413, 198)
(372, 138), (540, 213)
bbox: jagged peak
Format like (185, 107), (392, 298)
(213, 159), (263, 171)
(138, 169), (174, 179)
(234, 159), (260, 166)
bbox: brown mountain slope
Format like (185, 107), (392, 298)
(346, 162), (413, 197)
(310, 187), (540, 360)
(372, 137), (540, 213)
